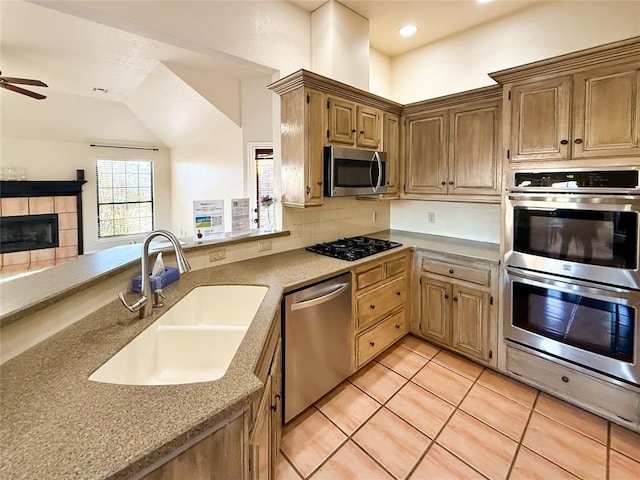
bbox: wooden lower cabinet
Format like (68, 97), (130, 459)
(353, 251), (410, 369)
(142, 411), (247, 480)
(416, 253), (497, 366)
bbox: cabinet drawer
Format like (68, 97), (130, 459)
(385, 255), (407, 279)
(357, 276), (406, 330)
(422, 258), (490, 286)
(357, 310), (406, 367)
(507, 347), (639, 425)
(356, 265), (383, 290)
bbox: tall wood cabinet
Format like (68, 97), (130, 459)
(269, 70), (403, 207)
(403, 85), (502, 202)
(491, 37), (640, 167)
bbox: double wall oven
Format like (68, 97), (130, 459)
(504, 168), (640, 386)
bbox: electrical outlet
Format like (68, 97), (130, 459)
(428, 212), (436, 224)
(209, 249), (226, 262)
(258, 241), (272, 252)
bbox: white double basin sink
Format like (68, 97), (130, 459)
(89, 285), (269, 386)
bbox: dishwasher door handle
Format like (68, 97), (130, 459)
(290, 283), (349, 311)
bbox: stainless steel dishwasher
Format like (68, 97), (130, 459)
(283, 272), (353, 423)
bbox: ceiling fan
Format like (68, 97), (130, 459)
(0, 71), (48, 100)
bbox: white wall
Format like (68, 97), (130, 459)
(390, 200), (500, 244)
(391, 1), (640, 103)
(170, 129), (245, 237)
(369, 48), (392, 99)
(311, 0), (370, 90)
(0, 138), (172, 253)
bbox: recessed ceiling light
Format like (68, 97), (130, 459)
(93, 87), (110, 93)
(399, 25), (418, 37)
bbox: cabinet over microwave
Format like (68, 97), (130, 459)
(324, 146), (387, 197)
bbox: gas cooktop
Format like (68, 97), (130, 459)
(306, 236), (402, 261)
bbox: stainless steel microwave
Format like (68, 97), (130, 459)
(324, 146), (387, 197)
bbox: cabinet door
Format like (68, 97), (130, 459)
(573, 63), (640, 158)
(270, 339), (282, 464)
(451, 285), (489, 362)
(327, 96), (356, 145)
(449, 100), (500, 195)
(250, 376), (272, 480)
(510, 76), (571, 162)
(356, 105), (381, 148)
(383, 112), (400, 193)
(419, 275), (451, 344)
(307, 88), (326, 204)
(405, 112), (448, 194)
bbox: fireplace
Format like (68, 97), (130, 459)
(0, 170), (86, 274)
(0, 214), (59, 254)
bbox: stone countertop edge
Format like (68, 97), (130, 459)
(0, 230), (498, 480)
(0, 230), (290, 327)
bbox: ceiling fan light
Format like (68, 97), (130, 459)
(399, 25), (418, 37)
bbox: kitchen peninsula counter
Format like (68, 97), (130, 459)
(0, 230), (498, 479)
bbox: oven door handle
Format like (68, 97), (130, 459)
(508, 193), (640, 205)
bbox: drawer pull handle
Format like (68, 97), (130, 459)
(574, 138), (583, 145)
(561, 376), (569, 383)
(370, 341), (375, 347)
(560, 139), (569, 145)
(395, 324), (400, 329)
(449, 269), (454, 274)
(370, 304), (376, 309)
(396, 291), (401, 296)
(271, 405), (277, 411)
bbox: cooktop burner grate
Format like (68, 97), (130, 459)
(306, 236), (402, 261)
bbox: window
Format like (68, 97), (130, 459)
(96, 159), (154, 238)
(254, 147), (274, 228)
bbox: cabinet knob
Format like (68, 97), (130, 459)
(370, 304), (376, 309)
(561, 375), (570, 383)
(351, 129), (357, 133)
(360, 131), (364, 134)
(317, 181), (322, 186)
(306, 185), (311, 195)
(449, 269), (454, 274)
(453, 297), (458, 302)
(395, 324), (400, 329)
(574, 138), (583, 144)
(444, 294), (449, 299)
(448, 181), (454, 185)
(441, 181), (446, 186)
(396, 291), (401, 296)
(560, 139), (569, 145)
(275, 394), (281, 400)
(271, 405), (277, 411)
(370, 341), (375, 347)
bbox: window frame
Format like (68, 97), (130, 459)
(95, 158), (155, 239)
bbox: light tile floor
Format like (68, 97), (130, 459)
(278, 335), (640, 480)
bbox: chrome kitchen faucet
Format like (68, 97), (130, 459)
(118, 230), (191, 319)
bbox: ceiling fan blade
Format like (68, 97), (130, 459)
(0, 82), (47, 100)
(0, 77), (48, 87)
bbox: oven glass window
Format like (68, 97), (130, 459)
(333, 158), (385, 188)
(513, 208), (637, 269)
(512, 282), (635, 363)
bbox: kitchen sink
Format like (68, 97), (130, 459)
(89, 285), (268, 385)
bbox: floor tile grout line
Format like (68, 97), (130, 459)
(278, 446), (306, 480)
(504, 389), (540, 479)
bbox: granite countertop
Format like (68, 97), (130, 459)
(0, 230), (498, 479)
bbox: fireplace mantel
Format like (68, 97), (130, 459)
(0, 170), (87, 198)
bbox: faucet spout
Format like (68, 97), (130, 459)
(119, 230), (191, 319)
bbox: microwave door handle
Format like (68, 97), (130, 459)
(372, 151), (382, 192)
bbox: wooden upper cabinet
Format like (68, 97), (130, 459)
(356, 105), (381, 148)
(573, 63), (640, 158)
(328, 97), (381, 149)
(383, 112), (400, 193)
(509, 76), (572, 162)
(405, 111), (448, 194)
(492, 38), (640, 165)
(327, 96), (356, 145)
(278, 86), (324, 207)
(449, 100), (501, 195)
